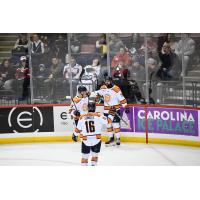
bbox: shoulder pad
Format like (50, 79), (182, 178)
(73, 96), (81, 103)
(79, 114), (86, 120)
(112, 85), (121, 93)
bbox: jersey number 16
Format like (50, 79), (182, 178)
(85, 121), (95, 133)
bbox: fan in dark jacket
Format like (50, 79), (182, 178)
(157, 42), (181, 80)
(0, 59), (15, 90)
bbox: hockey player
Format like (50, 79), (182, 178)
(72, 101), (107, 166)
(91, 76), (129, 146)
(69, 86), (89, 126)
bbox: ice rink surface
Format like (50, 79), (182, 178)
(0, 142), (200, 166)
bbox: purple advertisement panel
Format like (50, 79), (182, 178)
(120, 107), (134, 132)
(134, 107), (198, 136)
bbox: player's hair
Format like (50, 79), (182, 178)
(78, 86), (87, 93)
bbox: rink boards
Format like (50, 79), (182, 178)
(0, 104), (200, 147)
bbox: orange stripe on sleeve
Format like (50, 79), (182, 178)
(112, 86), (120, 93)
(75, 128), (81, 133)
(73, 96), (81, 103)
(120, 99), (127, 104)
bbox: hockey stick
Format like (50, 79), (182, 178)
(71, 96), (78, 111)
(66, 96), (78, 112)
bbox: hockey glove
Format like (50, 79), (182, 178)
(74, 110), (80, 117)
(109, 107), (116, 116)
(72, 133), (78, 142)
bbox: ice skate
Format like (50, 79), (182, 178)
(116, 138), (121, 146)
(105, 136), (115, 147)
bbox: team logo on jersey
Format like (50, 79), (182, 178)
(104, 94), (111, 102)
(82, 103), (88, 111)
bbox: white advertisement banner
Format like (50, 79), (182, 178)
(53, 106), (74, 133)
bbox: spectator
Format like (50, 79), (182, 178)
(70, 34), (81, 53)
(30, 34), (45, 66)
(53, 34), (68, 62)
(83, 58), (101, 90)
(0, 59), (15, 90)
(31, 34), (44, 54)
(112, 60), (129, 80)
(109, 33), (124, 55)
(44, 57), (64, 100)
(147, 58), (159, 79)
(175, 33), (195, 75)
(15, 56), (30, 100)
(63, 56), (83, 96)
(63, 56), (82, 80)
(130, 57), (158, 81)
(111, 47), (130, 68)
(34, 64), (49, 78)
(157, 33), (178, 53)
(12, 34), (28, 56)
(131, 59), (145, 81)
(33, 64), (49, 98)
(157, 33), (169, 52)
(96, 34), (107, 58)
(156, 42), (181, 80)
(129, 33), (143, 50)
(167, 34), (179, 53)
(39, 36), (52, 66)
(43, 36), (51, 54)
(84, 58), (101, 79)
(140, 35), (157, 58)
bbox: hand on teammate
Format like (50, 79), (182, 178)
(74, 110), (80, 117)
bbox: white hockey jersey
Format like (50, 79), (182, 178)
(93, 85), (127, 114)
(74, 112), (108, 146)
(69, 96), (89, 118)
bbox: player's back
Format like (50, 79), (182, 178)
(78, 112), (107, 137)
(99, 85), (125, 110)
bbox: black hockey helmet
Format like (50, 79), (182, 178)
(88, 101), (96, 112)
(104, 76), (113, 82)
(104, 76), (113, 88)
(78, 85), (87, 93)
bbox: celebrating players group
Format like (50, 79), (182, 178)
(70, 76), (129, 166)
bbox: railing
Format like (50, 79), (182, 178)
(0, 78), (199, 107)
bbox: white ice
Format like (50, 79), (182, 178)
(0, 142), (200, 166)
